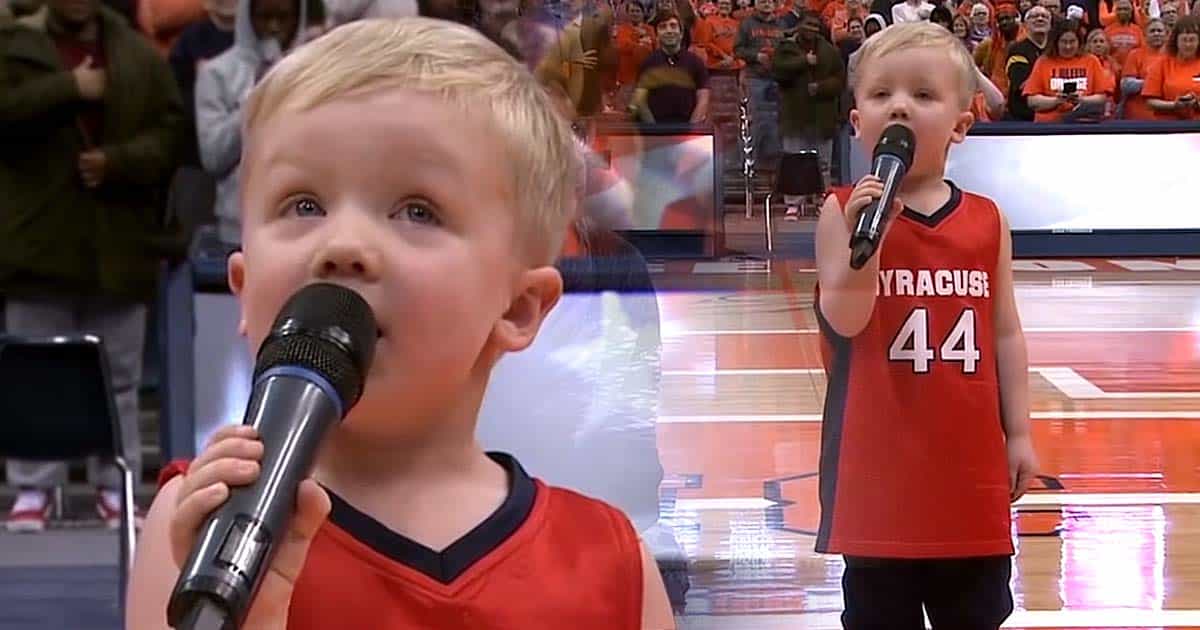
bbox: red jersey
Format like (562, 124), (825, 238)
(814, 182), (1013, 559)
(159, 453), (644, 628)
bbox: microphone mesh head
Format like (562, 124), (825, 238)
(875, 124), (917, 170)
(254, 283), (377, 411)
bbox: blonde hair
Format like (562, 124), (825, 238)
(242, 17), (579, 265)
(852, 22), (978, 110)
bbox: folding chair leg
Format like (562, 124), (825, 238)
(114, 456), (137, 615)
(52, 485), (64, 521)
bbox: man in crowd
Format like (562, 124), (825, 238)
(0, 0), (183, 531)
(1005, 3), (1052, 119)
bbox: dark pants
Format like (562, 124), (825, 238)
(841, 555), (1014, 630)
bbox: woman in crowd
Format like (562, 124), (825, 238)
(1143, 15), (1200, 119)
(1024, 18), (1115, 122)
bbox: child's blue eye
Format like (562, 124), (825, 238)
(289, 198), (325, 217)
(391, 202), (440, 226)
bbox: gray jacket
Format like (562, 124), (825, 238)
(194, 0), (307, 247)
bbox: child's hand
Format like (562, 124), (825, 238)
(1007, 433), (1039, 502)
(842, 174), (903, 233)
(170, 425), (331, 629)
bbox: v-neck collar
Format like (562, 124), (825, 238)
(900, 180), (962, 229)
(325, 452), (537, 585)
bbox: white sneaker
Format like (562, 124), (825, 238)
(784, 206), (800, 221)
(97, 488), (144, 531)
(5, 489), (52, 533)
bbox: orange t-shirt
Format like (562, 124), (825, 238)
(614, 23), (656, 86)
(1142, 55), (1200, 120)
(1099, 0), (1149, 26)
(1023, 53), (1116, 122)
(692, 15), (744, 69)
(1121, 46), (1167, 120)
(1104, 21), (1144, 66)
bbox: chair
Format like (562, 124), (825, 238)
(764, 151), (824, 254)
(0, 334), (137, 614)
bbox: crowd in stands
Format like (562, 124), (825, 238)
(1, 0), (1197, 530)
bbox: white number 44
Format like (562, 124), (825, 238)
(888, 308), (980, 374)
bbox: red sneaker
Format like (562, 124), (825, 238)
(5, 489), (52, 533)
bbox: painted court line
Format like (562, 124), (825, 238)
(663, 326), (1199, 336)
(658, 411), (1200, 423)
(677, 609), (1200, 629)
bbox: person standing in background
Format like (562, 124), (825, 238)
(194, 0), (307, 250)
(0, 0), (183, 532)
(771, 9), (844, 218)
(1005, 3), (1052, 120)
(734, 0), (786, 172)
(1119, 16), (1167, 118)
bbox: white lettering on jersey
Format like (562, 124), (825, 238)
(879, 268), (990, 298)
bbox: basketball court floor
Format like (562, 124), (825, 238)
(656, 257), (1200, 629)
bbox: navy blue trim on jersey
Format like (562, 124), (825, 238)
(901, 181), (963, 229)
(325, 452), (537, 585)
(814, 303), (853, 554)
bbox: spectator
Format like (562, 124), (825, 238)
(840, 14), (866, 62)
(0, 0), (182, 532)
(953, 13), (972, 42)
(733, 0), (755, 20)
(1042, 0), (1064, 18)
(771, 9), (844, 218)
(974, 2), (1022, 92)
(930, 4), (953, 28)
(1161, 1), (1180, 31)
(893, 0), (935, 23)
(1099, 0), (1144, 25)
(1105, 0), (1144, 64)
(1018, 0), (1034, 15)
(615, 0), (657, 105)
(1086, 26), (1120, 77)
(168, 0), (236, 163)
(1023, 18), (1114, 121)
(734, 0), (787, 167)
(1120, 16), (1167, 118)
(1005, 4), (1053, 119)
(1143, 14), (1200, 118)
(535, 0), (617, 118)
(846, 11), (885, 86)
(631, 11), (710, 122)
(0, 0), (11, 22)
(195, 0), (307, 250)
(968, 2), (993, 48)
(972, 59), (1010, 119)
(693, 0), (743, 70)
(823, 0), (865, 43)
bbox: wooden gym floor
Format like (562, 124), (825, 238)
(655, 257), (1200, 629)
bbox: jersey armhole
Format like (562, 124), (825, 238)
(599, 502), (644, 625)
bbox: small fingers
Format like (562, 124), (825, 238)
(169, 481), (229, 564)
(180, 457), (261, 502)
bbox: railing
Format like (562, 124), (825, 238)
(739, 96), (754, 219)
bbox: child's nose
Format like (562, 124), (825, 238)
(887, 99), (911, 121)
(312, 240), (382, 283)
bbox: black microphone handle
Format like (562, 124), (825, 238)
(169, 370), (344, 630)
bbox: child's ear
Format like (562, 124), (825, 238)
(950, 109), (975, 144)
(493, 266), (563, 353)
(227, 250), (248, 337)
(848, 108), (861, 137)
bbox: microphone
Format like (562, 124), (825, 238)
(168, 283), (377, 630)
(849, 124), (916, 270)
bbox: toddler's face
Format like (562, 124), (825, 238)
(851, 47), (974, 181)
(233, 88), (561, 436)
